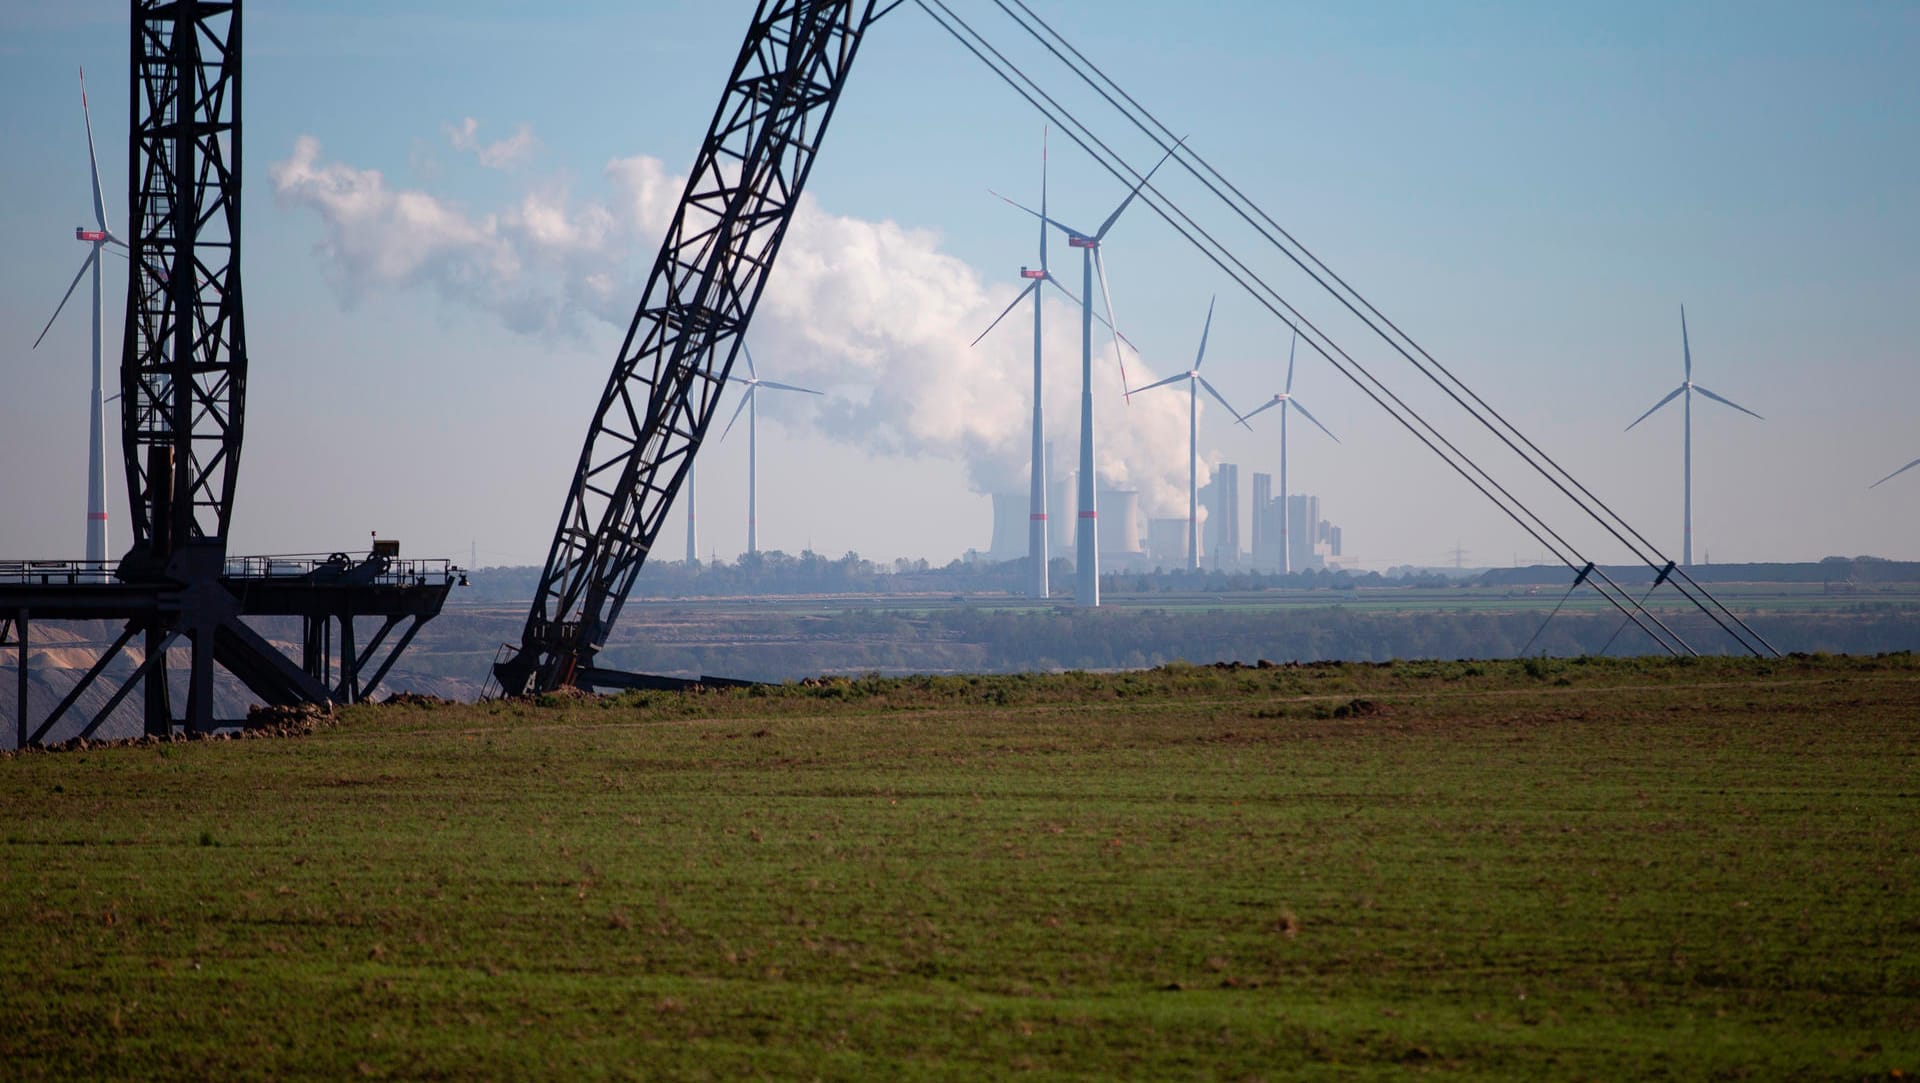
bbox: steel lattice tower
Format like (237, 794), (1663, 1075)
(494, 1), (882, 696)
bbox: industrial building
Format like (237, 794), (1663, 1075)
(988, 484), (1144, 569)
(1200, 462), (1241, 569)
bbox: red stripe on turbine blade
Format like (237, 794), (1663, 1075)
(1030, 513), (1046, 521)
(88, 513), (108, 520)
(1078, 511), (1097, 519)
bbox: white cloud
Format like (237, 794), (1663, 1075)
(269, 133), (1211, 517)
(444, 117), (540, 170)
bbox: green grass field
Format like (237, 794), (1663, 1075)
(3, 655), (1917, 1079)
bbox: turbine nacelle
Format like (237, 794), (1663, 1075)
(1067, 236), (1097, 249)
(1019, 267), (1045, 280)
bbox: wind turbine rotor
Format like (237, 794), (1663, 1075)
(1196, 374), (1247, 428)
(1287, 396), (1340, 443)
(1625, 385), (1686, 431)
(970, 279), (1041, 347)
(1869, 458), (1920, 490)
(754, 379), (822, 396)
(718, 388), (753, 443)
(1691, 385), (1762, 420)
(1190, 295), (1216, 372)
(1129, 370), (1188, 396)
(1091, 248), (1131, 398)
(33, 253), (97, 350)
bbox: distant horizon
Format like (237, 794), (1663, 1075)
(4, 2), (1916, 571)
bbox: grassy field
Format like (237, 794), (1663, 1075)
(2, 655), (1917, 1079)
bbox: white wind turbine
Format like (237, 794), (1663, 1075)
(997, 141), (1181, 606)
(973, 128), (1137, 599)
(1241, 331), (1339, 573)
(717, 346), (821, 555)
(1128, 297), (1249, 571)
(32, 69), (125, 575)
(1625, 306), (1761, 568)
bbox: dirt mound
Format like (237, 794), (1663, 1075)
(242, 702), (337, 738)
(381, 692), (456, 708)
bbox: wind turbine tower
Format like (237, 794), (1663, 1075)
(719, 346), (821, 555)
(1241, 331), (1339, 573)
(1625, 306), (1761, 567)
(1130, 297), (1249, 571)
(33, 69), (124, 575)
(1000, 143), (1179, 605)
(971, 131), (1059, 598)
(685, 463), (698, 564)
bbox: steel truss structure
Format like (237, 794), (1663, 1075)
(493, 0), (885, 696)
(3, 1), (453, 745)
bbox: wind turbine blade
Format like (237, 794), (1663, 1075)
(1043, 275), (1138, 354)
(1130, 371), (1188, 396)
(991, 189), (1079, 238)
(1196, 374), (1248, 428)
(1240, 397), (1282, 424)
(1691, 385), (1762, 420)
(1285, 330), (1298, 394)
(741, 344), (759, 381)
(1288, 397), (1341, 443)
(81, 68), (109, 232)
(1869, 457), (1920, 490)
(756, 380), (822, 396)
(1039, 125), (1048, 275)
(33, 253), (95, 349)
(1624, 385), (1686, 431)
(718, 389), (752, 443)
(1093, 136), (1185, 241)
(1680, 304), (1691, 381)
(1191, 295), (1216, 372)
(1091, 248), (1132, 399)
(969, 281), (1039, 348)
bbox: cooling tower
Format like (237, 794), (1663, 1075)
(988, 492), (1028, 561)
(1098, 489), (1142, 555)
(1147, 518), (1188, 566)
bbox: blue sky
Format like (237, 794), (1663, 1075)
(2, 1), (1916, 570)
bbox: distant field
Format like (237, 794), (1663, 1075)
(3, 655), (1917, 1079)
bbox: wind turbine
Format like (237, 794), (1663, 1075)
(974, 129), (1141, 600)
(998, 141), (1181, 607)
(1624, 306), (1761, 568)
(718, 345), (821, 555)
(32, 68), (125, 575)
(1128, 297), (1250, 571)
(1241, 330), (1339, 573)
(1870, 458), (1919, 490)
